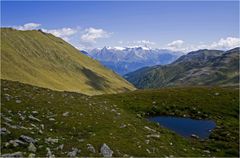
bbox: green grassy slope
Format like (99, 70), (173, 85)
(1, 79), (239, 157)
(0, 28), (135, 95)
(124, 48), (239, 88)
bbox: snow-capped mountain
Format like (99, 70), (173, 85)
(84, 46), (183, 75)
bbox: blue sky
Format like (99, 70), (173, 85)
(1, 1), (239, 51)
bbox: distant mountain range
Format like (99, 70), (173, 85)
(124, 47), (239, 88)
(1, 28), (135, 95)
(84, 46), (183, 75)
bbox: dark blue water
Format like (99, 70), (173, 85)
(148, 116), (216, 139)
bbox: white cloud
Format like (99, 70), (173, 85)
(81, 27), (111, 43)
(134, 40), (155, 45)
(166, 37), (240, 52)
(167, 40), (184, 47)
(166, 40), (185, 51)
(14, 23), (41, 30)
(209, 37), (240, 50)
(42, 28), (78, 41)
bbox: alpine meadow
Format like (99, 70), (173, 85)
(1, 1), (239, 157)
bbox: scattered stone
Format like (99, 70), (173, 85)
(3, 88), (9, 91)
(214, 93), (219, 96)
(191, 134), (199, 139)
(203, 150), (211, 154)
(32, 111), (38, 115)
(1, 127), (11, 135)
(67, 148), (80, 157)
(78, 139), (85, 142)
(18, 113), (25, 120)
(4, 142), (10, 147)
(16, 100), (22, 104)
(49, 118), (55, 121)
(100, 143), (113, 157)
(1, 152), (23, 157)
(19, 135), (36, 144)
(40, 124), (44, 130)
(62, 112), (69, 117)
(147, 134), (160, 138)
(3, 122), (18, 129)
(120, 124), (127, 128)
(28, 115), (41, 122)
(28, 153), (36, 158)
(136, 114), (142, 118)
(87, 144), (96, 153)
(9, 139), (26, 147)
(3, 116), (13, 122)
(146, 148), (151, 154)
(45, 137), (58, 144)
(144, 126), (156, 132)
(4, 94), (11, 101)
(28, 143), (37, 152)
(46, 147), (55, 157)
(145, 139), (150, 144)
(56, 144), (64, 150)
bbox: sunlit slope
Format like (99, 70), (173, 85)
(1, 28), (135, 95)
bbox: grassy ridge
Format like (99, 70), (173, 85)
(1, 79), (239, 157)
(1, 28), (135, 95)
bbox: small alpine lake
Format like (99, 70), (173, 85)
(148, 116), (216, 139)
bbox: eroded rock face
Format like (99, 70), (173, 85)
(100, 143), (113, 157)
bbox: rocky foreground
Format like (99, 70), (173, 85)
(1, 79), (239, 157)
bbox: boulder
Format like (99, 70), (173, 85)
(62, 112), (69, 117)
(0, 127), (11, 135)
(19, 135), (36, 144)
(45, 137), (58, 144)
(87, 144), (96, 153)
(100, 143), (113, 157)
(28, 143), (37, 152)
(16, 100), (22, 104)
(191, 134), (199, 139)
(46, 147), (55, 157)
(67, 148), (80, 157)
(28, 115), (41, 122)
(9, 139), (26, 147)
